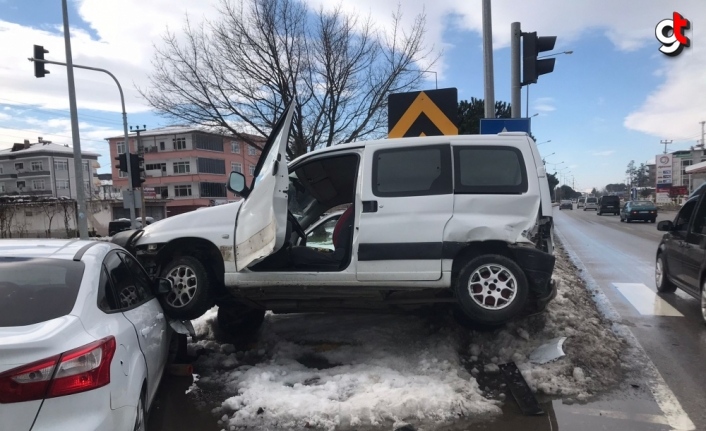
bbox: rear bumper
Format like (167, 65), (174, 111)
(626, 213), (657, 220)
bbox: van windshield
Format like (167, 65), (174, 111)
(587, 197), (597, 203)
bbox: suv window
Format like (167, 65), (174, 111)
(674, 200), (696, 232)
(601, 196), (619, 204)
(373, 145), (451, 197)
(453, 146), (527, 194)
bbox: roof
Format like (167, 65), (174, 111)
(0, 142), (100, 159)
(685, 160), (706, 174)
(0, 239), (110, 261)
(105, 125), (264, 142)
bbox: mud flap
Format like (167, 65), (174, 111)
(499, 362), (544, 416)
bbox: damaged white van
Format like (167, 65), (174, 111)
(112, 104), (556, 332)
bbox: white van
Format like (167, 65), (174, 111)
(112, 104), (557, 330)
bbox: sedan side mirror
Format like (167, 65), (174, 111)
(227, 171), (250, 197)
(657, 220), (674, 232)
(155, 277), (173, 295)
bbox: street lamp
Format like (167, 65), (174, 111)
(537, 140), (551, 145)
(526, 50), (573, 116)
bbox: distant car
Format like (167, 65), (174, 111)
(577, 197), (586, 208)
(584, 197), (598, 211)
(621, 200), (658, 223)
(559, 199), (573, 210)
(0, 240), (174, 431)
(598, 195), (620, 216)
(656, 194), (706, 324)
(109, 217), (155, 236)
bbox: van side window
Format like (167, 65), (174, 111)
(372, 145), (451, 197)
(453, 146), (528, 194)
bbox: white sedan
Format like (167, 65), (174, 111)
(0, 240), (174, 431)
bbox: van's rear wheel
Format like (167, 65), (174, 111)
(161, 256), (214, 320)
(454, 254), (529, 325)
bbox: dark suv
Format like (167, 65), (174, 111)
(655, 191), (706, 324)
(598, 195), (620, 215)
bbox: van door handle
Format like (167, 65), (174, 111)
(362, 201), (378, 213)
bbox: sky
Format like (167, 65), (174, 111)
(0, 0), (704, 193)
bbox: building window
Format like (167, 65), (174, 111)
(31, 161), (43, 171)
(231, 162), (242, 173)
(119, 171), (127, 178)
(159, 141), (165, 151)
(32, 179), (45, 190)
(248, 145), (258, 156)
(0, 165), (3, 174)
(116, 142), (126, 154)
(145, 163), (167, 173)
(249, 164), (256, 176)
(173, 137), (186, 150)
(173, 161), (191, 174)
(54, 160), (68, 171)
(197, 158), (226, 174)
(231, 142), (241, 154)
(174, 184), (192, 197)
(200, 182), (227, 197)
(153, 186), (168, 198)
(194, 134), (224, 152)
(16, 181), (26, 191)
(0, 184), (5, 193)
(57, 180), (69, 190)
(82, 160), (89, 172)
(15, 162), (24, 171)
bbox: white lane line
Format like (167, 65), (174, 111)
(554, 228), (696, 431)
(613, 283), (684, 317)
(562, 406), (670, 426)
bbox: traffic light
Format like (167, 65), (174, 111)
(129, 153), (145, 188)
(33, 45), (49, 78)
(522, 32), (557, 85)
(114, 153), (128, 173)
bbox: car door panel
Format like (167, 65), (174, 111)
(235, 104), (294, 270)
(666, 200), (697, 285)
(681, 197), (706, 291)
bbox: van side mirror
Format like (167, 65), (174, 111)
(155, 277), (172, 295)
(227, 172), (250, 197)
(657, 220), (673, 232)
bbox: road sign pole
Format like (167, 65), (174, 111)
(511, 22), (521, 119)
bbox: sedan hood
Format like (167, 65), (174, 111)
(137, 201), (241, 245)
(0, 315), (93, 373)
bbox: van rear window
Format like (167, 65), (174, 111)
(453, 146), (528, 194)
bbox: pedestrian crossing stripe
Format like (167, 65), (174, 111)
(612, 283), (683, 316)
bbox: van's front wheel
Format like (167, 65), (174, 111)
(454, 255), (529, 325)
(160, 256), (214, 320)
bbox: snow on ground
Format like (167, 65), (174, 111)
(186, 241), (626, 430)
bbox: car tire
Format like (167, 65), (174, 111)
(161, 256), (214, 320)
(701, 282), (706, 326)
(651, 218), (656, 223)
(454, 254), (529, 325)
(217, 302), (266, 338)
(134, 387), (146, 431)
(655, 253), (677, 293)
(626, 218), (631, 223)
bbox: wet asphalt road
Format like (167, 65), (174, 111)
(554, 205), (706, 430)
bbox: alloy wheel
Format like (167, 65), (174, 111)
(165, 265), (198, 308)
(468, 264), (518, 310)
(655, 257), (664, 288)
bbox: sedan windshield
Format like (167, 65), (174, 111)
(0, 257), (85, 327)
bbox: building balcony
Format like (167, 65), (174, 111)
(0, 173), (18, 179)
(17, 171), (51, 178)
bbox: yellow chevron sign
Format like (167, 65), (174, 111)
(388, 88), (458, 138)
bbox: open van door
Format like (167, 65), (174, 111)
(234, 103), (294, 270)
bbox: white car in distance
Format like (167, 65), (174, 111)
(0, 240), (174, 431)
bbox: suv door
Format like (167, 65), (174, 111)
(665, 199), (697, 286)
(234, 104), (294, 270)
(357, 143), (453, 281)
(680, 196), (706, 292)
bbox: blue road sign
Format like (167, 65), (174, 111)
(480, 118), (531, 135)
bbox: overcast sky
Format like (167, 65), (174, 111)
(1, 0), (704, 191)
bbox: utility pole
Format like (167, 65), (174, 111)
(700, 121), (705, 147)
(132, 125), (147, 227)
(510, 22), (521, 118)
(482, 0), (496, 119)
(660, 139), (673, 154)
(61, 0), (88, 239)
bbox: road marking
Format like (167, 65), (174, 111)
(554, 228), (695, 431)
(613, 283), (683, 316)
(563, 406), (670, 426)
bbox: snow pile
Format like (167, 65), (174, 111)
(189, 312), (501, 430)
(465, 242), (626, 402)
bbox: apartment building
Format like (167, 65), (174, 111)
(106, 126), (262, 216)
(0, 140), (100, 198)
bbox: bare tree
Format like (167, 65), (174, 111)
(40, 201), (61, 238)
(59, 200), (75, 238)
(0, 204), (16, 238)
(140, 0), (436, 157)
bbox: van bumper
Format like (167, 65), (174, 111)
(509, 244), (556, 309)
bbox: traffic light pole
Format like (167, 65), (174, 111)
(28, 57), (138, 229)
(132, 126), (147, 228)
(510, 22), (521, 119)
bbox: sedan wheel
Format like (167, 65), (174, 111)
(701, 282), (706, 325)
(134, 392), (146, 431)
